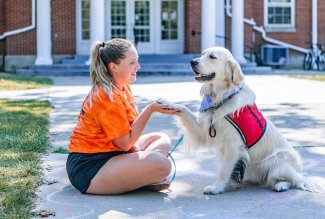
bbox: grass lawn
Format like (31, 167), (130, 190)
(0, 99), (51, 218)
(0, 72), (53, 90)
(291, 75), (325, 82)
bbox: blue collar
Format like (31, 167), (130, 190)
(199, 86), (243, 112)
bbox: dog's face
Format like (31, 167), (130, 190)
(190, 47), (244, 87)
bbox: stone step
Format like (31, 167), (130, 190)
(16, 54), (271, 76)
(242, 66), (272, 74)
(17, 66), (272, 76)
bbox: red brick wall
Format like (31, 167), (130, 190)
(51, 0), (76, 54)
(319, 1), (325, 46)
(0, 0), (5, 55)
(1, 0), (324, 57)
(5, 0), (36, 55)
(242, 0), (313, 54)
(1, 0), (76, 56)
(184, 0), (201, 53)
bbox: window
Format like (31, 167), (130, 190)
(134, 0), (150, 43)
(264, 0), (295, 32)
(161, 0), (178, 40)
(110, 0), (127, 39)
(81, 0), (90, 40)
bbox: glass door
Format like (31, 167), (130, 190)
(108, 0), (155, 54)
(157, 0), (184, 54)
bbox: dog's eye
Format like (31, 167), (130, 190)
(209, 54), (217, 59)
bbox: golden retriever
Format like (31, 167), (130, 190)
(160, 47), (325, 195)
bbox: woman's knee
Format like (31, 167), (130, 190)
(156, 132), (172, 150)
(145, 151), (172, 176)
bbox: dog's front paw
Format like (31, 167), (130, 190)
(203, 185), (225, 195)
(156, 98), (184, 111)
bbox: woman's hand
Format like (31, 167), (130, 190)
(148, 102), (181, 115)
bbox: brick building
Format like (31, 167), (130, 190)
(0, 0), (324, 72)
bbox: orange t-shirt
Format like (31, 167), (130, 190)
(69, 84), (138, 154)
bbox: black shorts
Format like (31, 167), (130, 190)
(66, 151), (127, 194)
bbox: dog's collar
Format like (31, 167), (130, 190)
(199, 85), (243, 112)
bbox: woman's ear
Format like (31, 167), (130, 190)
(108, 62), (117, 73)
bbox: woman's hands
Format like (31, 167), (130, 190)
(147, 102), (181, 115)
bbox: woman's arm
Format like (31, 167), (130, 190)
(112, 102), (179, 151)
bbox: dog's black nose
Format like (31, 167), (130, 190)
(190, 59), (199, 66)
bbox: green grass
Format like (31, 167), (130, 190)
(0, 99), (51, 218)
(291, 75), (325, 82)
(0, 72), (53, 90)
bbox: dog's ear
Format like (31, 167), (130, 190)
(225, 59), (244, 86)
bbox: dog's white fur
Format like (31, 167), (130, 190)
(163, 47), (325, 195)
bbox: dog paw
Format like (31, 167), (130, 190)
(156, 98), (184, 111)
(273, 181), (291, 192)
(203, 185), (225, 195)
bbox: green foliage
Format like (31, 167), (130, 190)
(0, 99), (51, 218)
(0, 72), (53, 90)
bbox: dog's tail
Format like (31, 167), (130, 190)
(296, 175), (325, 193)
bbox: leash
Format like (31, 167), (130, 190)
(166, 134), (184, 183)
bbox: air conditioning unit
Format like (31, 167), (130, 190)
(261, 45), (289, 66)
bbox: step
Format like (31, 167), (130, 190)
(29, 64), (90, 70)
(242, 66), (272, 74)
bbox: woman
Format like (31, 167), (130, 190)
(66, 38), (179, 195)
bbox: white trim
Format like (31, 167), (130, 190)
(76, 0), (91, 55)
(264, 0), (295, 31)
(0, 0), (36, 40)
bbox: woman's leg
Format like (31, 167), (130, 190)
(136, 132), (172, 155)
(86, 150), (171, 195)
(86, 132), (173, 195)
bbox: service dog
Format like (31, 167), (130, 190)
(159, 47), (325, 195)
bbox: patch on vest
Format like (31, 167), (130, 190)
(225, 104), (266, 148)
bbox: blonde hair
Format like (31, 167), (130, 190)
(89, 38), (134, 105)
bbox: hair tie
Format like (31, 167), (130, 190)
(99, 42), (105, 53)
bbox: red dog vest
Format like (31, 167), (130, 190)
(225, 104), (266, 148)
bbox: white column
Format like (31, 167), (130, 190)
(312, 0), (317, 48)
(90, 0), (105, 45)
(35, 0), (53, 65)
(216, 0), (225, 47)
(231, 0), (247, 64)
(201, 0), (217, 51)
(86, 0), (105, 64)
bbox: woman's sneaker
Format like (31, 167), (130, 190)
(137, 179), (170, 191)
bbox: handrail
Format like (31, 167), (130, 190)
(225, 0), (308, 53)
(0, 0), (36, 40)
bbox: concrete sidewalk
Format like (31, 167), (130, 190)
(2, 75), (325, 218)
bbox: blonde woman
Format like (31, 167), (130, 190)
(66, 38), (178, 195)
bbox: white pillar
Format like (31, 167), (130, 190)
(86, 0), (105, 64)
(90, 0), (105, 45)
(201, 0), (217, 51)
(231, 0), (247, 64)
(312, 0), (317, 48)
(35, 0), (53, 65)
(216, 0), (225, 47)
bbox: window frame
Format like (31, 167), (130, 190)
(264, 0), (296, 32)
